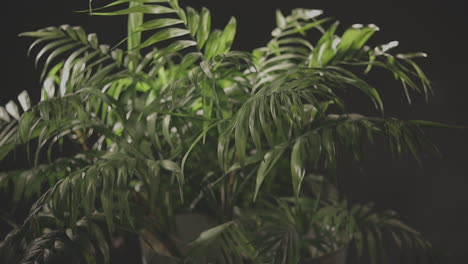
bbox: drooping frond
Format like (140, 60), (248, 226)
(20, 25), (123, 87)
(1, 216), (113, 264)
(215, 9), (435, 200)
(89, 0), (237, 59)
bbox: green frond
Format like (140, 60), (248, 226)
(88, 0), (238, 60)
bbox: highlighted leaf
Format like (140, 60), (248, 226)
(291, 137), (306, 197)
(140, 28), (190, 48)
(92, 5), (176, 16)
(197, 8), (211, 49)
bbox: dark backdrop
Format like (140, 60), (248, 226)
(1, 0), (467, 263)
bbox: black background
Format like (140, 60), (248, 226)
(1, 0), (467, 263)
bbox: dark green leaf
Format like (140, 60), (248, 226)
(291, 137), (306, 197)
(191, 221), (233, 245)
(254, 143), (288, 201)
(217, 17), (237, 54)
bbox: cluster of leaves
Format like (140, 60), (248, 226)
(0, 0), (440, 263)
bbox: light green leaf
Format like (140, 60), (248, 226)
(92, 5), (176, 16)
(140, 28), (190, 48)
(204, 30), (222, 59)
(19, 29), (63, 38)
(164, 40), (197, 53)
(160, 160), (183, 183)
(309, 21), (339, 67)
(180, 52), (202, 70)
(35, 38), (72, 66)
(85, 0), (169, 13)
(279, 17), (331, 37)
(197, 7), (211, 49)
(186, 7), (200, 36)
(136, 18), (184, 32)
(217, 17), (237, 54)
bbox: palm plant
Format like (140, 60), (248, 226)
(0, 0), (442, 263)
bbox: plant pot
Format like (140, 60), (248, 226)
(305, 245), (348, 264)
